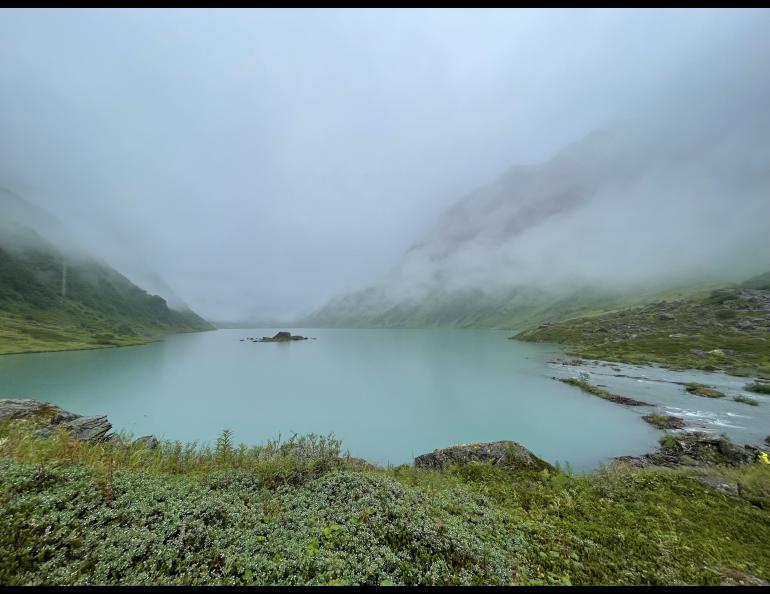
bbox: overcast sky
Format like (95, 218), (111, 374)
(1, 9), (769, 321)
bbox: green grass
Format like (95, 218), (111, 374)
(0, 238), (213, 355)
(746, 382), (770, 395)
(2, 419), (770, 585)
(516, 282), (770, 378)
(0, 310), (152, 355)
(734, 395), (760, 406)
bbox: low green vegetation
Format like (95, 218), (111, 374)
(516, 274), (770, 378)
(0, 309), (151, 355)
(734, 395), (759, 406)
(2, 419), (770, 586)
(746, 382), (770, 395)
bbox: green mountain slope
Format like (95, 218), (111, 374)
(0, 221), (212, 355)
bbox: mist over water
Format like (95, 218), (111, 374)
(2, 9), (770, 322)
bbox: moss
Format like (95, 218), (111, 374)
(746, 382), (770, 395)
(733, 395), (759, 406)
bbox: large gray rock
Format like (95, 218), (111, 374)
(697, 475), (740, 496)
(0, 399), (68, 422)
(415, 440), (553, 471)
(133, 435), (159, 449)
(1, 398), (111, 443)
(38, 415), (112, 442)
(616, 433), (755, 468)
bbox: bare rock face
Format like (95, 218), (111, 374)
(414, 440), (553, 471)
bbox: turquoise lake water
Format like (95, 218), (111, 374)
(0, 328), (665, 470)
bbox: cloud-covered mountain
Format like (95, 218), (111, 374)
(0, 188), (213, 352)
(306, 112), (770, 329)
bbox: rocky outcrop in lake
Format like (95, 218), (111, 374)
(641, 414), (686, 430)
(241, 331), (312, 343)
(415, 440), (554, 471)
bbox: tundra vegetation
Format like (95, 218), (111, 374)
(517, 274), (770, 378)
(1, 415), (769, 586)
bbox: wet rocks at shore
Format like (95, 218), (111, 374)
(556, 377), (651, 406)
(684, 382), (725, 398)
(415, 440), (554, 471)
(642, 413), (686, 430)
(616, 432), (761, 469)
(37, 414), (112, 442)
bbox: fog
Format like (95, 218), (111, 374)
(1, 9), (769, 322)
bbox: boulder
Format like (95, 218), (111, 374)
(415, 440), (553, 471)
(697, 475), (740, 496)
(133, 435), (159, 449)
(38, 415), (112, 442)
(720, 570), (770, 586)
(0, 399), (68, 422)
(0, 399), (112, 443)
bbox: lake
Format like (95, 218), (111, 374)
(0, 328), (689, 471)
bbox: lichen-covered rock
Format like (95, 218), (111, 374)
(414, 441), (553, 471)
(720, 570), (770, 586)
(642, 414), (686, 430)
(616, 433), (755, 468)
(0, 399), (67, 422)
(0, 399), (114, 443)
(696, 475), (740, 496)
(38, 415), (112, 442)
(684, 383), (724, 398)
(133, 435), (159, 449)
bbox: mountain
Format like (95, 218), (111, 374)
(0, 189), (213, 354)
(306, 118), (770, 329)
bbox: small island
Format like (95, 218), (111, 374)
(241, 331), (311, 343)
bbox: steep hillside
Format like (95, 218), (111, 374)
(0, 199), (212, 354)
(307, 119), (770, 329)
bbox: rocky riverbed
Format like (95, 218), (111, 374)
(548, 358), (770, 450)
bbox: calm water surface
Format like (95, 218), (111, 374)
(0, 328), (668, 470)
